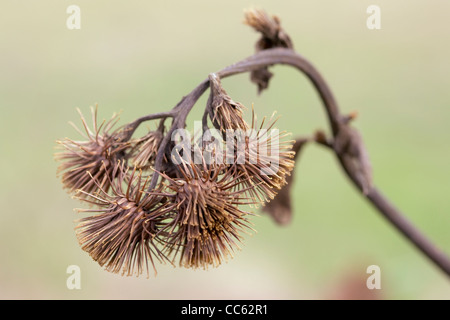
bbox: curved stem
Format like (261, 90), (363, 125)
(218, 48), (341, 135)
(122, 110), (175, 141)
(140, 47), (450, 276)
(366, 188), (450, 276)
(148, 47), (342, 192)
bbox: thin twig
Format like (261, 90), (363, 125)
(121, 110), (175, 141)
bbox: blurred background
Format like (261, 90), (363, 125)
(0, 0), (449, 299)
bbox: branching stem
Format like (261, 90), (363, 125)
(128, 47), (450, 276)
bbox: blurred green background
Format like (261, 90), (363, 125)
(1, 0), (449, 299)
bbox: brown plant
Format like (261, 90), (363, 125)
(207, 73), (249, 132)
(262, 137), (309, 225)
(231, 109), (295, 202)
(132, 129), (164, 169)
(75, 162), (176, 277)
(244, 8), (293, 94)
(160, 158), (257, 269)
(55, 106), (129, 198)
(56, 9), (450, 278)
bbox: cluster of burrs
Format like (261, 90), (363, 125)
(55, 9), (303, 277)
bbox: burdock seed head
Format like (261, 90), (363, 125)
(243, 8), (293, 94)
(55, 106), (129, 198)
(208, 73), (249, 132)
(232, 108), (296, 203)
(75, 162), (176, 277)
(132, 129), (164, 169)
(162, 157), (257, 269)
(243, 8), (292, 50)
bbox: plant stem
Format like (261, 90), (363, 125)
(136, 47), (450, 276)
(366, 188), (450, 276)
(122, 111), (175, 141)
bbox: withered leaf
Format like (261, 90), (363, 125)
(262, 137), (308, 225)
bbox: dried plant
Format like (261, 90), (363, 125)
(132, 129), (164, 169)
(55, 106), (129, 198)
(207, 73), (249, 132)
(262, 137), (309, 225)
(232, 109), (296, 203)
(244, 8), (293, 94)
(161, 158), (257, 269)
(74, 162), (176, 277)
(56, 8), (450, 278)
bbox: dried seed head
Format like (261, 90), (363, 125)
(244, 8), (293, 93)
(208, 73), (249, 132)
(55, 106), (129, 198)
(75, 163), (176, 277)
(163, 158), (256, 269)
(232, 109), (296, 202)
(132, 130), (164, 169)
(244, 8), (293, 50)
(334, 124), (373, 195)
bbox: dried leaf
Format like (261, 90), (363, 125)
(262, 137), (308, 225)
(250, 68), (273, 94)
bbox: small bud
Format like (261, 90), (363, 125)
(208, 73), (249, 132)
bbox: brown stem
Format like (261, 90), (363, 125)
(327, 141), (450, 276)
(122, 110), (175, 141)
(147, 81), (210, 191)
(366, 188), (450, 276)
(138, 47), (450, 276)
(217, 48), (342, 135)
